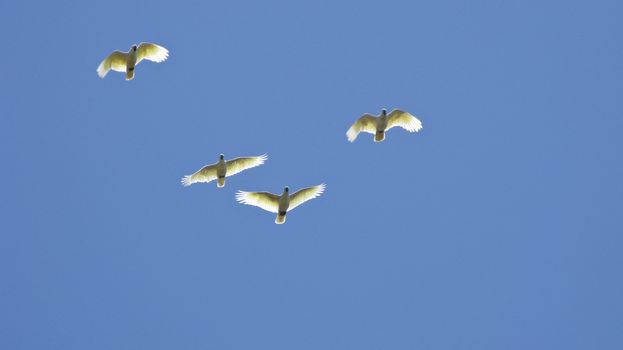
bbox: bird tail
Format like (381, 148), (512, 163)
(126, 69), (134, 80)
(217, 177), (225, 188)
(275, 213), (286, 224)
(374, 131), (385, 142)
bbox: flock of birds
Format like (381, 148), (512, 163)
(97, 42), (424, 224)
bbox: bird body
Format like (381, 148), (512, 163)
(97, 43), (169, 80)
(276, 188), (291, 224)
(216, 158), (227, 187)
(236, 184), (325, 224)
(346, 108), (422, 142)
(125, 46), (138, 80)
(181, 154), (267, 188)
(375, 113), (388, 142)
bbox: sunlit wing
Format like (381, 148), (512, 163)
(288, 184), (326, 211)
(137, 42), (169, 64)
(181, 164), (218, 187)
(97, 51), (127, 78)
(225, 154), (267, 177)
(386, 109), (423, 133)
(235, 191), (280, 213)
(346, 114), (377, 142)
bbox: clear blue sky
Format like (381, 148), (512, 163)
(2, 0), (622, 349)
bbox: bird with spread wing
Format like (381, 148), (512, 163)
(236, 184), (325, 224)
(181, 154), (267, 188)
(346, 108), (422, 142)
(97, 42), (169, 80)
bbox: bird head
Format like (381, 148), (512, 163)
(219, 154), (224, 160)
(284, 186), (289, 193)
(132, 45), (138, 51)
(381, 108), (387, 116)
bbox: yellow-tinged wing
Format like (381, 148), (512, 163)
(225, 154), (267, 177)
(137, 42), (169, 64)
(97, 51), (127, 78)
(346, 114), (377, 142)
(386, 109), (423, 133)
(289, 184), (326, 211)
(181, 164), (218, 187)
(235, 191), (280, 213)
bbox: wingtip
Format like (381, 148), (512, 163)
(236, 197), (250, 205)
(415, 120), (423, 132)
(181, 176), (192, 187)
(235, 190), (247, 203)
(346, 129), (358, 142)
(409, 120), (423, 133)
(157, 46), (169, 62)
(96, 66), (106, 79)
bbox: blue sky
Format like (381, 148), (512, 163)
(2, 0), (623, 349)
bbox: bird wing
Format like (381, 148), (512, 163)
(181, 164), (218, 187)
(137, 43), (169, 64)
(225, 154), (268, 177)
(235, 191), (280, 213)
(346, 114), (377, 142)
(386, 109), (423, 133)
(97, 51), (127, 78)
(288, 184), (326, 211)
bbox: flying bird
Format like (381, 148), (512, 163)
(346, 108), (422, 142)
(97, 42), (169, 80)
(181, 154), (267, 188)
(236, 184), (326, 224)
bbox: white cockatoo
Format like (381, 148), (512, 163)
(97, 43), (169, 80)
(236, 184), (325, 224)
(181, 154), (267, 188)
(346, 108), (422, 142)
